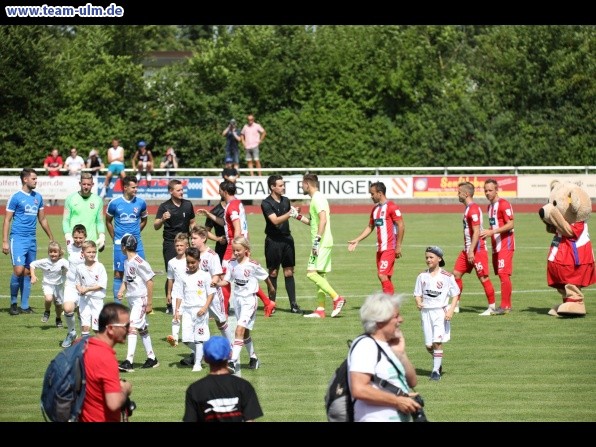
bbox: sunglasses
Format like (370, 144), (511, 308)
(110, 322), (130, 329)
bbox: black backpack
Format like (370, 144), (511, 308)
(41, 336), (89, 422)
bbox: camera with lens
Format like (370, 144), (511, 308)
(122, 396), (136, 417)
(410, 394), (428, 422)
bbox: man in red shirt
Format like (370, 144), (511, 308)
(452, 181), (496, 316)
(348, 181), (405, 294)
(79, 302), (133, 422)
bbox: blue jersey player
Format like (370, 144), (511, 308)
(2, 168), (54, 315)
(106, 175), (148, 304)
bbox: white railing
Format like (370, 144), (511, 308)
(0, 166), (595, 175)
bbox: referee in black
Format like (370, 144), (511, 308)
(154, 178), (196, 313)
(261, 175), (302, 314)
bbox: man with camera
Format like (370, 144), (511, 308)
(79, 302), (134, 422)
(222, 119), (241, 171)
(348, 292), (425, 422)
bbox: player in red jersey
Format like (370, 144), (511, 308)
(452, 182), (496, 316)
(481, 179), (515, 314)
(348, 181), (405, 294)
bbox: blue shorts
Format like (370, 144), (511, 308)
(113, 242), (146, 272)
(225, 148), (240, 165)
(10, 237), (37, 268)
(108, 163), (125, 176)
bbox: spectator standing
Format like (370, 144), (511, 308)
(290, 173), (345, 318)
(261, 175), (302, 314)
(29, 241), (69, 328)
(132, 140), (154, 182)
(62, 171), (106, 250)
(43, 148), (63, 205)
(3, 168), (55, 315)
(222, 157), (239, 183)
(414, 246), (460, 381)
(75, 240), (108, 338)
(452, 181), (497, 315)
(160, 147), (178, 178)
(154, 179), (196, 313)
(183, 335), (264, 422)
(117, 234), (159, 372)
(106, 175), (148, 305)
(79, 302), (133, 422)
(86, 149), (105, 180)
(100, 138), (126, 199)
(348, 292), (421, 422)
(222, 119), (241, 170)
(215, 236), (275, 376)
(481, 179), (515, 315)
(240, 114), (266, 177)
(64, 147), (85, 177)
(348, 181), (405, 295)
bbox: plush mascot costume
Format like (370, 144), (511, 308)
(539, 180), (596, 317)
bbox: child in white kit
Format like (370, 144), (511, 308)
(216, 236), (275, 376)
(117, 233), (159, 372)
(166, 232), (189, 347)
(175, 246), (216, 372)
(414, 246), (460, 381)
(61, 224), (88, 348)
(75, 240), (108, 337)
(30, 241), (69, 328)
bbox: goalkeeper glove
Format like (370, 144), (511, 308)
(312, 235), (321, 256)
(96, 233), (106, 252)
(65, 233), (73, 246)
(289, 206), (299, 218)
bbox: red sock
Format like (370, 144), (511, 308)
(499, 274), (512, 308)
(257, 288), (271, 306)
(482, 279), (496, 305)
(455, 278), (463, 296)
(381, 280), (394, 295)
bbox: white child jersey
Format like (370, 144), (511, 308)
(75, 261), (108, 300)
(167, 255), (187, 300)
(223, 258), (268, 300)
(414, 269), (460, 309)
(30, 257), (69, 286)
(181, 269), (216, 308)
(123, 255), (155, 298)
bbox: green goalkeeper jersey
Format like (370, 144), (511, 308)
(62, 192), (105, 241)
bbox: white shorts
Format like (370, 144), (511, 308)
(79, 295), (104, 331)
(421, 306), (451, 347)
(181, 306), (210, 343)
(208, 288), (227, 323)
(63, 282), (80, 307)
(128, 295), (150, 331)
(234, 294), (258, 331)
(42, 284), (64, 305)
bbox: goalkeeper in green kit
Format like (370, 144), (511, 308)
(63, 172), (106, 251)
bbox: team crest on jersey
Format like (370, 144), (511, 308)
(90, 203), (96, 210)
(244, 269), (251, 278)
(133, 207), (139, 214)
(505, 209), (512, 217)
(436, 281), (443, 289)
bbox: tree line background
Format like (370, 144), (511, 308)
(1, 25), (594, 171)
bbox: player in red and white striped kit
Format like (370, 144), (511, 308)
(481, 179), (515, 314)
(348, 181), (405, 295)
(452, 182), (496, 316)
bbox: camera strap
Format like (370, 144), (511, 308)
(367, 337), (407, 395)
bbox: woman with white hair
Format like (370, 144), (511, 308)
(348, 292), (422, 422)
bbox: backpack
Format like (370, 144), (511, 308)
(41, 336), (89, 422)
(324, 335), (407, 422)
